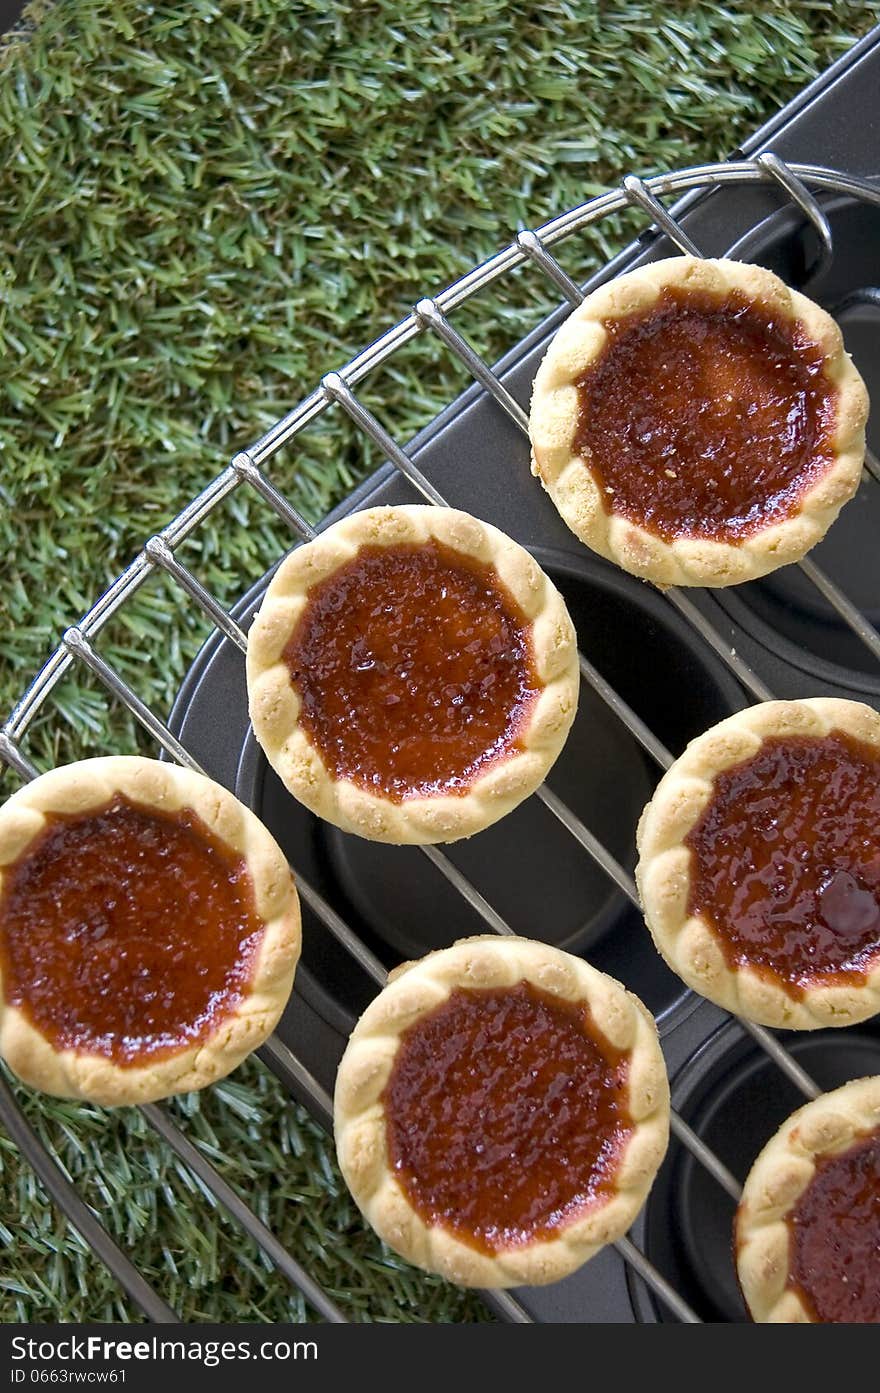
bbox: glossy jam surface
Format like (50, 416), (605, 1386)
(686, 732), (880, 996)
(382, 982), (632, 1254)
(789, 1130), (880, 1323)
(574, 286), (837, 543)
(0, 796), (264, 1066)
(284, 541), (540, 802)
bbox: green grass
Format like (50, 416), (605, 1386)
(1, 0), (879, 1323)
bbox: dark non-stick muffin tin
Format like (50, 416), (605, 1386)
(4, 26), (880, 1324)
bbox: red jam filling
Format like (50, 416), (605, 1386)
(0, 795), (264, 1067)
(788, 1130), (880, 1323)
(382, 981), (632, 1254)
(573, 286), (837, 543)
(685, 732), (880, 997)
(283, 540), (540, 803)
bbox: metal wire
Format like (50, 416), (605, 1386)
(413, 299), (529, 430)
(576, 652), (674, 769)
(739, 1021), (822, 1101)
(615, 1236), (700, 1324)
(141, 1103), (347, 1323)
(622, 176), (703, 257)
(865, 445), (880, 487)
(663, 592), (775, 704)
(668, 1112), (741, 1202)
(755, 153), (834, 280)
(145, 538), (248, 651)
(0, 1070), (179, 1324)
(797, 556), (880, 662)
(2, 155), (878, 1325)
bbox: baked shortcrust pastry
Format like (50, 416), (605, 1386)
(529, 256), (868, 587)
(246, 505), (579, 845)
(736, 1076), (880, 1322)
(0, 757), (301, 1105)
(636, 698), (880, 1029)
(334, 936), (669, 1287)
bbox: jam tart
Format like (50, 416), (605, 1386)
(334, 936), (669, 1288)
(528, 256), (868, 588)
(636, 698), (880, 1029)
(0, 756), (301, 1105)
(246, 505), (579, 845)
(736, 1076), (880, 1323)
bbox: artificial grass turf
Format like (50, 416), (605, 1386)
(1, 0), (879, 1325)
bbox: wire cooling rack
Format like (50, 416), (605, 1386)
(3, 155), (880, 1325)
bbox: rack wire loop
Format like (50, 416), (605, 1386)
(622, 175), (703, 257)
(145, 538), (248, 652)
(515, 229), (584, 306)
(756, 152), (834, 278)
(232, 451), (315, 538)
(62, 628), (205, 774)
(322, 372), (446, 506)
(413, 298), (529, 430)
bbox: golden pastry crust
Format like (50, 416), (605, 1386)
(736, 1075), (880, 1323)
(636, 698), (880, 1029)
(0, 756), (301, 1105)
(246, 504), (579, 845)
(334, 936), (670, 1288)
(529, 256), (868, 588)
